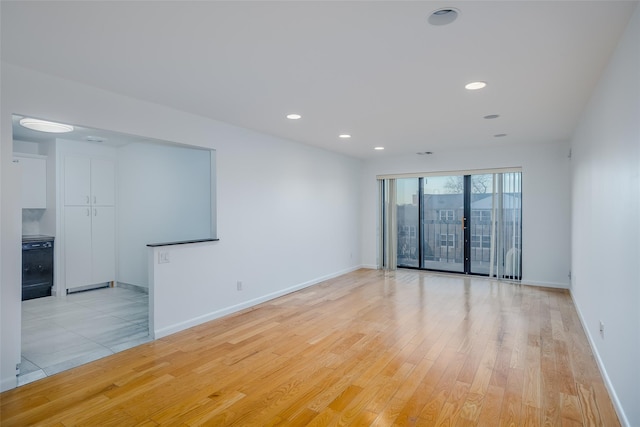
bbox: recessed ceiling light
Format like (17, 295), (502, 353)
(417, 151), (434, 155)
(339, 134), (351, 139)
(286, 114), (302, 120)
(428, 8), (460, 26)
(484, 114), (500, 119)
(19, 118), (74, 133)
(494, 133), (508, 138)
(465, 81), (487, 90)
(374, 147), (385, 150)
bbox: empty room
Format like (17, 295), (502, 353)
(1, 1), (638, 426)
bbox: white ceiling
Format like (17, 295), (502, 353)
(1, 1), (637, 159)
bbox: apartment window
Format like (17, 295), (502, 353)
(471, 210), (491, 222)
(399, 226), (416, 236)
(440, 234), (455, 248)
(439, 210), (455, 221)
(471, 235), (491, 248)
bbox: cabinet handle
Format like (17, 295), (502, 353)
(94, 208), (97, 216)
(86, 208), (90, 216)
(86, 196), (90, 204)
(94, 196), (97, 204)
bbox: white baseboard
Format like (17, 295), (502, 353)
(570, 291), (629, 427)
(153, 265), (362, 339)
(521, 279), (569, 289)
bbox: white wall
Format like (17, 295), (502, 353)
(117, 142), (213, 288)
(361, 142), (572, 287)
(0, 113), (22, 391)
(569, 4), (640, 426)
(147, 132), (363, 337)
(0, 63), (362, 391)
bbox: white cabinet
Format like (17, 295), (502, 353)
(90, 206), (116, 284)
(15, 155), (47, 209)
(64, 206), (115, 289)
(64, 156), (114, 206)
(64, 207), (93, 288)
(91, 159), (115, 206)
(64, 156), (91, 206)
(63, 155), (116, 290)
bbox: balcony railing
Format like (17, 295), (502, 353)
(397, 220), (521, 277)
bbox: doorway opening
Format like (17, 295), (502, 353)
(12, 114), (216, 385)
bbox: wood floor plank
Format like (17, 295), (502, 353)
(576, 382), (604, 426)
(498, 367), (525, 427)
(0, 269), (621, 426)
(476, 384), (504, 427)
(560, 392), (583, 425)
(393, 345), (458, 425)
(434, 380), (470, 426)
(419, 351), (467, 422)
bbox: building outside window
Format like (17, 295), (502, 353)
(439, 210), (455, 221)
(471, 210), (491, 222)
(471, 235), (491, 248)
(440, 233), (455, 248)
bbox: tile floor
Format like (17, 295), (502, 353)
(19, 286), (151, 386)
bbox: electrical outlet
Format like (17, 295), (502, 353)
(158, 251), (170, 264)
(237, 281), (242, 291)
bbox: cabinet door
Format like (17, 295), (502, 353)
(91, 206), (115, 284)
(64, 156), (91, 206)
(18, 156), (47, 209)
(64, 206), (92, 289)
(91, 159), (115, 206)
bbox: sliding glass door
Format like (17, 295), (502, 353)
(392, 171), (522, 279)
(421, 175), (464, 272)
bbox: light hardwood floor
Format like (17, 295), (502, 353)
(0, 269), (619, 426)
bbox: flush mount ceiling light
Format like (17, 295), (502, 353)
(286, 113), (302, 120)
(417, 151), (434, 155)
(374, 147), (385, 151)
(484, 114), (500, 119)
(339, 134), (351, 139)
(494, 133), (508, 138)
(465, 81), (487, 90)
(19, 118), (74, 133)
(428, 7), (460, 26)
